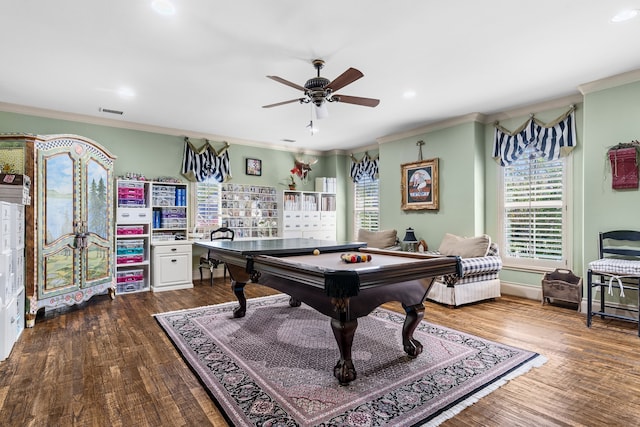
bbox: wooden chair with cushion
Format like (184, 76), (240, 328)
(587, 230), (640, 336)
(198, 227), (235, 285)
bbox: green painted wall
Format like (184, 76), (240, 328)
(321, 152), (349, 239)
(582, 81), (640, 306)
(377, 121), (484, 249)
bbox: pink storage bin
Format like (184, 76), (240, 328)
(117, 225), (144, 235)
(118, 187), (144, 198)
(116, 255), (144, 264)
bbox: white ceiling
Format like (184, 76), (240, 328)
(2, 1), (640, 152)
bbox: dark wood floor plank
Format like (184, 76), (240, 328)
(2, 279), (640, 426)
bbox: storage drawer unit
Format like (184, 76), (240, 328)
(115, 180), (151, 295)
(117, 208), (152, 224)
(116, 280), (146, 294)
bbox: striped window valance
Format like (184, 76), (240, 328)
(493, 107), (576, 166)
(181, 138), (232, 182)
(350, 153), (379, 183)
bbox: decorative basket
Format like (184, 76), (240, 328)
(541, 268), (583, 311)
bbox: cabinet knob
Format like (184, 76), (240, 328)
(171, 248), (177, 251)
(171, 259), (177, 263)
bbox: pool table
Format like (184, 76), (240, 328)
(195, 238), (461, 385)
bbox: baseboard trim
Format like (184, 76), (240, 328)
(500, 281), (639, 318)
(500, 281), (542, 301)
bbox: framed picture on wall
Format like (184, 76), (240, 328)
(401, 158), (439, 210)
(245, 158), (262, 176)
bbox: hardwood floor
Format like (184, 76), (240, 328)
(1, 280), (639, 426)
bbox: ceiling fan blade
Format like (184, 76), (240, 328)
(266, 75), (306, 92)
(333, 95), (380, 107)
(262, 99), (303, 108)
(326, 68), (363, 92)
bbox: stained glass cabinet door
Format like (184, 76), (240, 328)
(34, 135), (115, 312)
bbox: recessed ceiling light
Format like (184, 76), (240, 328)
(403, 90), (416, 99)
(611, 9), (639, 22)
(151, 0), (176, 16)
(117, 87), (136, 98)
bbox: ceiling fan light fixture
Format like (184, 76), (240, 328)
(315, 103), (329, 119)
(312, 96), (325, 107)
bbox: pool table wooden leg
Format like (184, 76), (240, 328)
(289, 297), (301, 307)
(232, 280), (247, 318)
(402, 303), (425, 357)
(331, 317), (358, 386)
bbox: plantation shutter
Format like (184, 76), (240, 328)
(354, 176), (379, 231)
(503, 145), (565, 261)
(194, 177), (220, 230)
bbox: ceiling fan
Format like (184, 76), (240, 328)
(262, 59), (380, 113)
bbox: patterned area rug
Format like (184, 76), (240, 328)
(155, 295), (545, 426)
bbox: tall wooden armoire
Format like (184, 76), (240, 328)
(1, 134), (116, 322)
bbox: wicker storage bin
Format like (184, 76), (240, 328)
(542, 269), (583, 311)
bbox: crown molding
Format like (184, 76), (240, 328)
(482, 93), (583, 124)
(362, 93), (584, 151)
(376, 112), (486, 145)
(578, 68), (640, 95)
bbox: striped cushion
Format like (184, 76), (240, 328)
(429, 242), (502, 286)
(459, 256), (503, 277)
(589, 258), (640, 276)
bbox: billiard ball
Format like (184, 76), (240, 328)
(313, 249), (320, 255)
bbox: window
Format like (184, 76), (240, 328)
(191, 177), (220, 231)
(499, 144), (571, 270)
(353, 176), (379, 234)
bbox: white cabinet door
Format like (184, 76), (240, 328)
(151, 243), (193, 292)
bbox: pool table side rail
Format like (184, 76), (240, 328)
(252, 253), (460, 293)
(194, 239), (365, 257)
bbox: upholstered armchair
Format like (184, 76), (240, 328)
(426, 233), (502, 307)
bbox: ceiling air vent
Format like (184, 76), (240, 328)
(99, 107), (124, 115)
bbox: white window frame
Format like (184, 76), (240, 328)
(189, 177), (220, 235)
(353, 176), (380, 238)
(497, 146), (573, 272)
